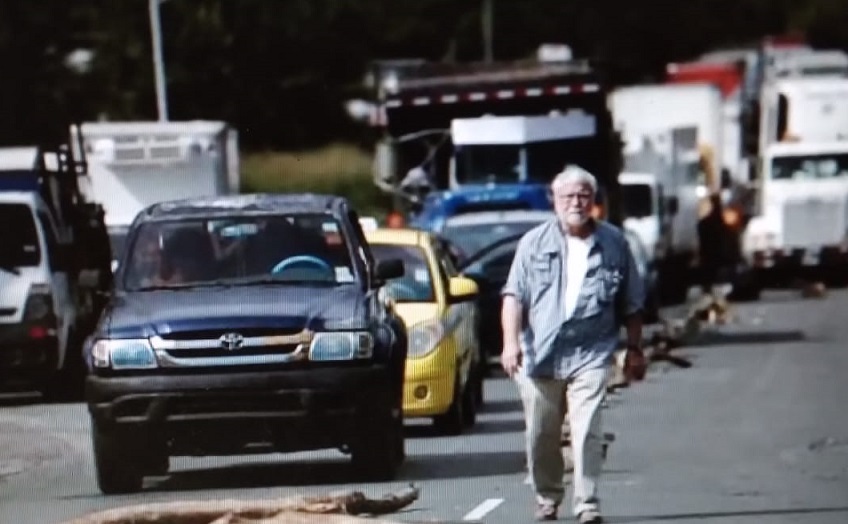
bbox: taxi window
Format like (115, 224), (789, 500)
(370, 243), (434, 302)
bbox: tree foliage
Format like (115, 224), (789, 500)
(1, 0), (847, 150)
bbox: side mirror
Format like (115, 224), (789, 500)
(667, 196), (679, 216)
(448, 276), (479, 303)
(375, 258), (404, 281)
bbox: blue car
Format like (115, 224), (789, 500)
(83, 193), (408, 493)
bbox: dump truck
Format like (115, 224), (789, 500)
(368, 51), (624, 226)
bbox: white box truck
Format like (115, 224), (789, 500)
(71, 121), (240, 269)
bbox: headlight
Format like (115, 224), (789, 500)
(91, 339), (158, 370)
(309, 332), (374, 361)
(407, 318), (445, 358)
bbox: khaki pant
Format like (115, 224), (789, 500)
(517, 367), (608, 516)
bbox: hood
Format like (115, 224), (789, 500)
(392, 302), (440, 328)
(0, 267), (43, 324)
(102, 284), (370, 338)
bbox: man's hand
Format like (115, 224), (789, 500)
(501, 342), (523, 378)
(623, 345), (647, 382)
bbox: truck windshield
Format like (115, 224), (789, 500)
(122, 213), (356, 291)
(454, 145), (521, 184)
(771, 153), (848, 180)
(369, 244), (434, 302)
(621, 184), (653, 218)
(0, 203), (41, 268)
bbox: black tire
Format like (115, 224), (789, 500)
(658, 264), (690, 306)
(351, 411), (402, 481)
(473, 351), (485, 407)
(462, 375), (477, 428)
(91, 425), (143, 494)
(728, 265), (762, 302)
(41, 329), (86, 403)
(433, 373), (464, 435)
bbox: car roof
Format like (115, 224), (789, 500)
(137, 193), (348, 222)
(365, 228), (431, 247)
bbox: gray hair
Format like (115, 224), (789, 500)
(551, 164), (598, 194)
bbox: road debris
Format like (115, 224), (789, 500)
(61, 485), (420, 524)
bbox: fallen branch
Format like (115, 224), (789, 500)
(62, 485), (420, 524)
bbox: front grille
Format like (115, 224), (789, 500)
(165, 343), (301, 359)
(783, 199), (846, 248)
(160, 327), (305, 341)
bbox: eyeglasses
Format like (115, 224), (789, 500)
(556, 193), (593, 202)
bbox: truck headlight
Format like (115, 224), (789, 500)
(407, 318), (445, 358)
(91, 339), (158, 370)
(309, 332), (374, 361)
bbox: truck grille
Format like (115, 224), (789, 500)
(149, 328), (313, 368)
(782, 198), (846, 249)
(160, 327), (304, 341)
(165, 343), (301, 359)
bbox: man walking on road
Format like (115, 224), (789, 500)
(501, 165), (647, 522)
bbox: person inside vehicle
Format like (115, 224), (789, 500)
(125, 228), (164, 289)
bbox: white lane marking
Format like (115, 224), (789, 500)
(463, 498), (504, 521)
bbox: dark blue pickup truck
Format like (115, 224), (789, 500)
(83, 194), (408, 493)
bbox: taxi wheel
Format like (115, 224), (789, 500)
(461, 375), (477, 427)
(433, 374), (464, 435)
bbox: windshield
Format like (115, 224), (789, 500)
(369, 244), (434, 302)
(0, 203), (41, 268)
(621, 183), (653, 218)
(770, 153), (848, 180)
(454, 145), (521, 184)
(442, 220), (544, 257)
(122, 213), (356, 291)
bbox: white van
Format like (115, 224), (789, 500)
(0, 192), (76, 396)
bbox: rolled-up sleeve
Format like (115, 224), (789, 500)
(501, 235), (531, 307)
(622, 240), (646, 316)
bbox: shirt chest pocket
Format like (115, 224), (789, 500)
(529, 254), (556, 288)
(585, 265), (623, 305)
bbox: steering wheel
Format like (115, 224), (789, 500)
(271, 255), (333, 278)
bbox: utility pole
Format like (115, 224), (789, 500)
(149, 0), (169, 121)
(482, 0), (493, 63)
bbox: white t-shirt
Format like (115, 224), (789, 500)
(564, 234), (592, 320)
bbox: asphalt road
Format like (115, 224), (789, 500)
(2, 289), (848, 524)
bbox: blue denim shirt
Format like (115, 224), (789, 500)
(502, 218), (644, 379)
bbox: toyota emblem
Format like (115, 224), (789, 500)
(219, 332), (244, 350)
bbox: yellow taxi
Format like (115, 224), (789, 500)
(365, 228), (482, 435)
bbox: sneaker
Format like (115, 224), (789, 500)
(535, 502), (558, 521)
(578, 509), (603, 523)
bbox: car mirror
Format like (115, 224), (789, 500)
(375, 258), (404, 281)
(448, 276), (478, 302)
